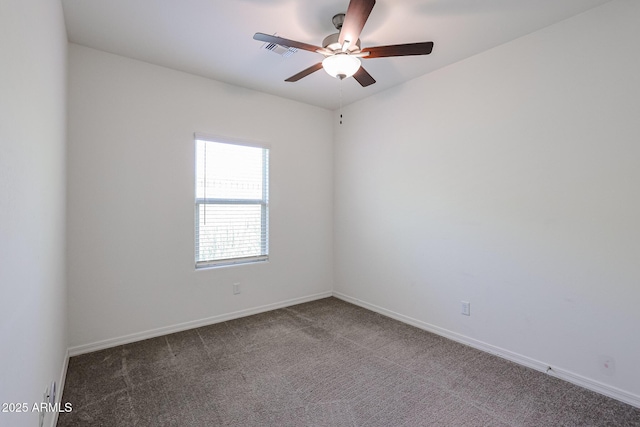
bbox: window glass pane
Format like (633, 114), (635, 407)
(196, 204), (265, 262)
(196, 140), (264, 200)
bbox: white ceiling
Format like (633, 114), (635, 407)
(61, 0), (611, 110)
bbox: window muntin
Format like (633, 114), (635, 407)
(195, 138), (269, 268)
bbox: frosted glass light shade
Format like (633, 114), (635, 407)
(322, 54), (361, 79)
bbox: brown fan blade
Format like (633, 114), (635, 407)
(339, 0), (376, 50)
(285, 63), (324, 82)
(353, 66), (376, 87)
(362, 42), (434, 58)
(254, 33), (327, 54)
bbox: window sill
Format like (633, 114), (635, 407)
(196, 256), (269, 270)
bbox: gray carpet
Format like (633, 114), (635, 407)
(57, 297), (640, 426)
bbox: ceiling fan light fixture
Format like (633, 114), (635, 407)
(322, 54), (361, 80)
(254, 0), (433, 87)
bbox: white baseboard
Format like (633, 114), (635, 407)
(68, 291), (332, 356)
(332, 291), (640, 409)
(49, 348), (69, 427)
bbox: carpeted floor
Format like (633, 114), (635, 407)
(57, 297), (640, 426)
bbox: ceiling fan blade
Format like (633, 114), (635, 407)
(362, 42), (434, 58)
(353, 66), (376, 87)
(254, 33), (328, 54)
(339, 0), (376, 50)
(285, 63), (324, 82)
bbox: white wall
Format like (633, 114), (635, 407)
(334, 0), (640, 403)
(67, 44), (333, 349)
(0, 0), (68, 426)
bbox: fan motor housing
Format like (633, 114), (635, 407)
(322, 33), (361, 52)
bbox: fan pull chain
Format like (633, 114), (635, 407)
(339, 78), (343, 125)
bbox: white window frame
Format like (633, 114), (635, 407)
(194, 133), (270, 268)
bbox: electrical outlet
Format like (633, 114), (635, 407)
(39, 386), (48, 427)
(233, 283), (241, 295)
(461, 301), (470, 316)
(50, 381), (56, 404)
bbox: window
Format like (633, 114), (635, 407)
(195, 136), (269, 268)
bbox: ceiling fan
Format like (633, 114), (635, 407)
(253, 0), (434, 87)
